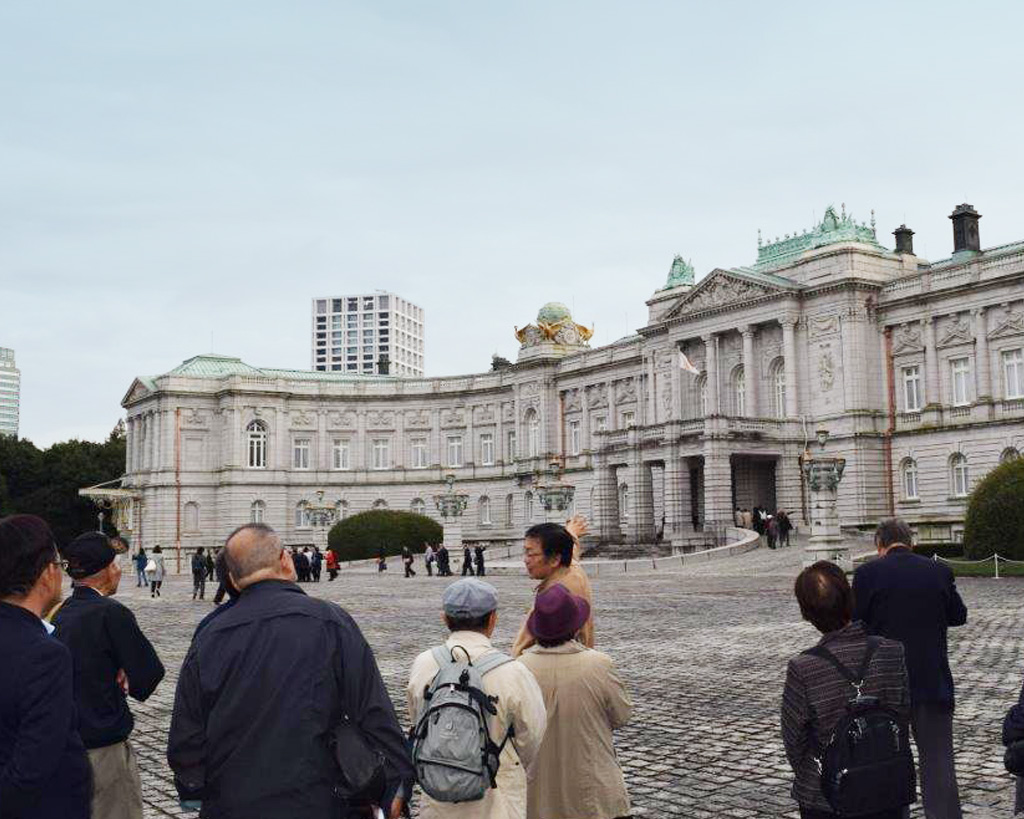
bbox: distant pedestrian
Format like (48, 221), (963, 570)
(378, 547), (388, 573)
(326, 548), (339, 581)
(134, 547), (147, 587)
(54, 531), (166, 819)
(853, 518), (967, 819)
(311, 546), (323, 582)
(766, 516), (779, 550)
(191, 547), (208, 600)
(474, 544), (486, 577)
(519, 584), (631, 819)
(403, 545), (417, 578)
(741, 508), (753, 530)
(438, 545), (451, 576)
(783, 560), (915, 818)
(168, 524), (413, 818)
(195, 550), (241, 637)
(204, 549), (215, 581)
(212, 548), (230, 604)
(0, 514), (92, 819)
(1002, 676), (1024, 815)
(734, 507), (744, 527)
(424, 543), (435, 576)
(777, 510), (793, 547)
(462, 545), (475, 576)
(146, 545), (166, 597)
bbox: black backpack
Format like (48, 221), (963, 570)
(804, 637), (917, 816)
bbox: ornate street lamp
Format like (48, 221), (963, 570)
(801, 433), (849, 569)
(535, 458), (576, 522)
(305, 489), (337, 551)
(434, 473), (469, 553)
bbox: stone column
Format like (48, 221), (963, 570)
(606, 380), (617, 430)
(663, 448), (692, 547)
(923, 316), (940, 407)
(974, 307), (992, 400)
(626, 461), (655, 543)
(648, 354), (658, 424)
(741, 325), (756, 417)
(594, 460), (621, 542)
(701, 438), (732, 531)
(782, 318), (799, 418)
(703, 334), (720, 415)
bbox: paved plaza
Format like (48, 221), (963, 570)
(120, 545), (1023, 818)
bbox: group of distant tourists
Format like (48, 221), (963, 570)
(2, 510), (1024, 818)
(735, 505), (793, 548)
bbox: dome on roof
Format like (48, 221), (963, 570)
(537, 302), (572, 324)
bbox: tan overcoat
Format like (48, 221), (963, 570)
(518, 641), (632, 819)
(511, 561), (594, 657)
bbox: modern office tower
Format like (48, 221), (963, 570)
(0, 347), (20, 437)
(311, 292), (424, 376)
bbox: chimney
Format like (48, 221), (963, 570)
(949, 203), (981, 253)
(893, 224), (915, 255)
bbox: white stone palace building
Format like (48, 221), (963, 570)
(100, 203), (1024, 560)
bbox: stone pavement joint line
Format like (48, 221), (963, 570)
(118, 547), (1020, 818)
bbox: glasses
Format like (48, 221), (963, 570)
(51, 548), (68, 572)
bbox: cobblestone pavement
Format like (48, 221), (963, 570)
(116, 545), (1023, 818)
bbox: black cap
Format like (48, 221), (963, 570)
(62, 532), (117, 579)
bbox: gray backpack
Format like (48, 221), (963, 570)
(410, 645), (515, 803)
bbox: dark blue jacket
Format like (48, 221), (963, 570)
(0, 603), (91, 819)
(167, 580), (413, 819)
(852, 548), (968, 710)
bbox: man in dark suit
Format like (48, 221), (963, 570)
(0, 515), (91, 819)
(853, 518), (968, 819)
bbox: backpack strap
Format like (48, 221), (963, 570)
(431, 645), (453, 670)
(804, 637), (882, 695)
(473, 651), (514, 678)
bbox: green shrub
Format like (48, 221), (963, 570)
(911, 542), (963, 560)
(963, 456), (1024, 560)
(328, 510), (443, 562)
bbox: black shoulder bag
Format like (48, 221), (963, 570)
(328, 713), (387, 806)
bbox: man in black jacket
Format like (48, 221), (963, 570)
(853, 518), (968, 819)
(54, 531), (166, 819)
(0, 514), (91, 819)
(168, 523), (413, 818)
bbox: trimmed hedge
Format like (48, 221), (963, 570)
(328, 510), (443, 562)
(911, 542), (963, 560)
(963, 456), (1024, 560)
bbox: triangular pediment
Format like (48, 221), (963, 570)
(663, 268), (799, 320)
(892, 323), (925, 355)
(988, 308), (1024, 341)
(121, 378), (153, 407)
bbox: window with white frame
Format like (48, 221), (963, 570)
(734, 367), (746, 416)
(902, 365), (922, 412)
(410, 438), (428, 469)
(293, 438), (311, 470)
(568, 420), (581, 455)
(184, 502), (199, 532)
(506, 494), (514, 525)
(480, 433), (494, 465)
(950, 453), (969, 497)
(620, 483), (629, 518)
(335, 500), (348, 520)
(594, 415), (607, 433)
(950, 357), (971, 406)
(770, 359), (786, 418)
(1001, 447), (1020, 464)
(446, 436), (463, 468)
(332, 439), (350, 470)
(250, 500), (265, 523)
(622, 410), (635, 428)
(411, 498), (426, 515)
(295, 502), (310, 528)
(247, 420), (268, 469)
(1005, 348), (1024, 399)
(480, 496), (491, 525)
(901, 459), (919, 500)
(507, 430), (517, 460)
(371, 439), (390, 470)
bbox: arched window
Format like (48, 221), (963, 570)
(695, 375), (708, 418)
(950, 453), (969, 498)
(733, 366), (746, 416)
(247, 420), (268, 468)
(505, 494), (515, 526)
(620, 483), (629, 519)
(901, 459), (919, 500)
(295, 501), (310, 528)
(250, 500), (265, 523)
(335, 500), (348, 520)
(372, 499), (388, 510)
(524, 409), (540, 458)
(411, 498), (426, 515)
(770, 358), (786, 419)
(1001, 447), (1021, 464)
(480, 496), (492, 525)
(183, 502), (199, 532)
(525, 491), (534, 521)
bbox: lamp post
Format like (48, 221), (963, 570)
(434, 473), (469, 554)
(535, 459), (576, 523)
(305, 490), (337, 552)
(801, 428), (850, 569)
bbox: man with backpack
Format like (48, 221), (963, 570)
(782, 560), (915, 819)
(406, 578), (547, 819)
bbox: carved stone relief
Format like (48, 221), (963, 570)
(818, 350), (836, 392)
(892, 323), (924, 354)
(586, 384), (608, 409)
(613, 378), (637, 403)
(182, 408), (207, 427)
(678, 275), (774, 315)
(404, 410), (431, 428)
(441, 408), (466, 428)
(290, 411), (315, 429)
(809, 315), (840, 338)
(938, 314), (973, 347)
(989, 305), (1024, 340)
(366, 410), (395, 429)
(474, 405), (496, 424)
(328, 411), (356, 429)
(563, 389), (582, 412)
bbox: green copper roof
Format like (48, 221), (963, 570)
(169, 354), (264, 377)
(536, 302), (572, 324)
(661, 255), (695, 290)
(754, 204), (885, 271)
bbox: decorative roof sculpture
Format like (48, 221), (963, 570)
(661, 255), (695, 290)
(515, 302), (593, 352)
(754, 203), (884, 271)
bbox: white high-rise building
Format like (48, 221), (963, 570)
(0, 347), (20, 437)
(311, 292), (424, 376)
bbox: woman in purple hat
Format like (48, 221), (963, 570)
(518, 584), (632, 819)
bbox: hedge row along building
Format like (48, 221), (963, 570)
(92, 203), (1024, 562)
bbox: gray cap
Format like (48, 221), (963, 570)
(443, 578), (499, 618)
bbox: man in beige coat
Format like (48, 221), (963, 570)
(519, 584), (632, 819)
(408, 579), (548, 819)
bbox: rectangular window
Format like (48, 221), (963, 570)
(622, 411), (635, 428)
(372, 439), (390, 470)
(1005, 348), (1024, 399)
(411, 438), (427, 468)
(594, 415), (607, 432)
(447, 435), (463, 468)
(316, 300), (327, 314)
(480, 433), (494, 465)
(950, 357), (971, 406)
(293, 438), (311, 470)
(902, 366), (922, 412)
(507, 430), (517, 460)
(332, 439), (350, 470)
(569, 420), (581, 455)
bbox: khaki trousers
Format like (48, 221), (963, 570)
(88, 740), (143, 819)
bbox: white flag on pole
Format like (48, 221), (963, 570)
(678, 350), (701, 376)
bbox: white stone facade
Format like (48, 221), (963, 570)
(116, 204), (1024, 563)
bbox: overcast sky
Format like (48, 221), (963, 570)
(3, 1), (1022, 448)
